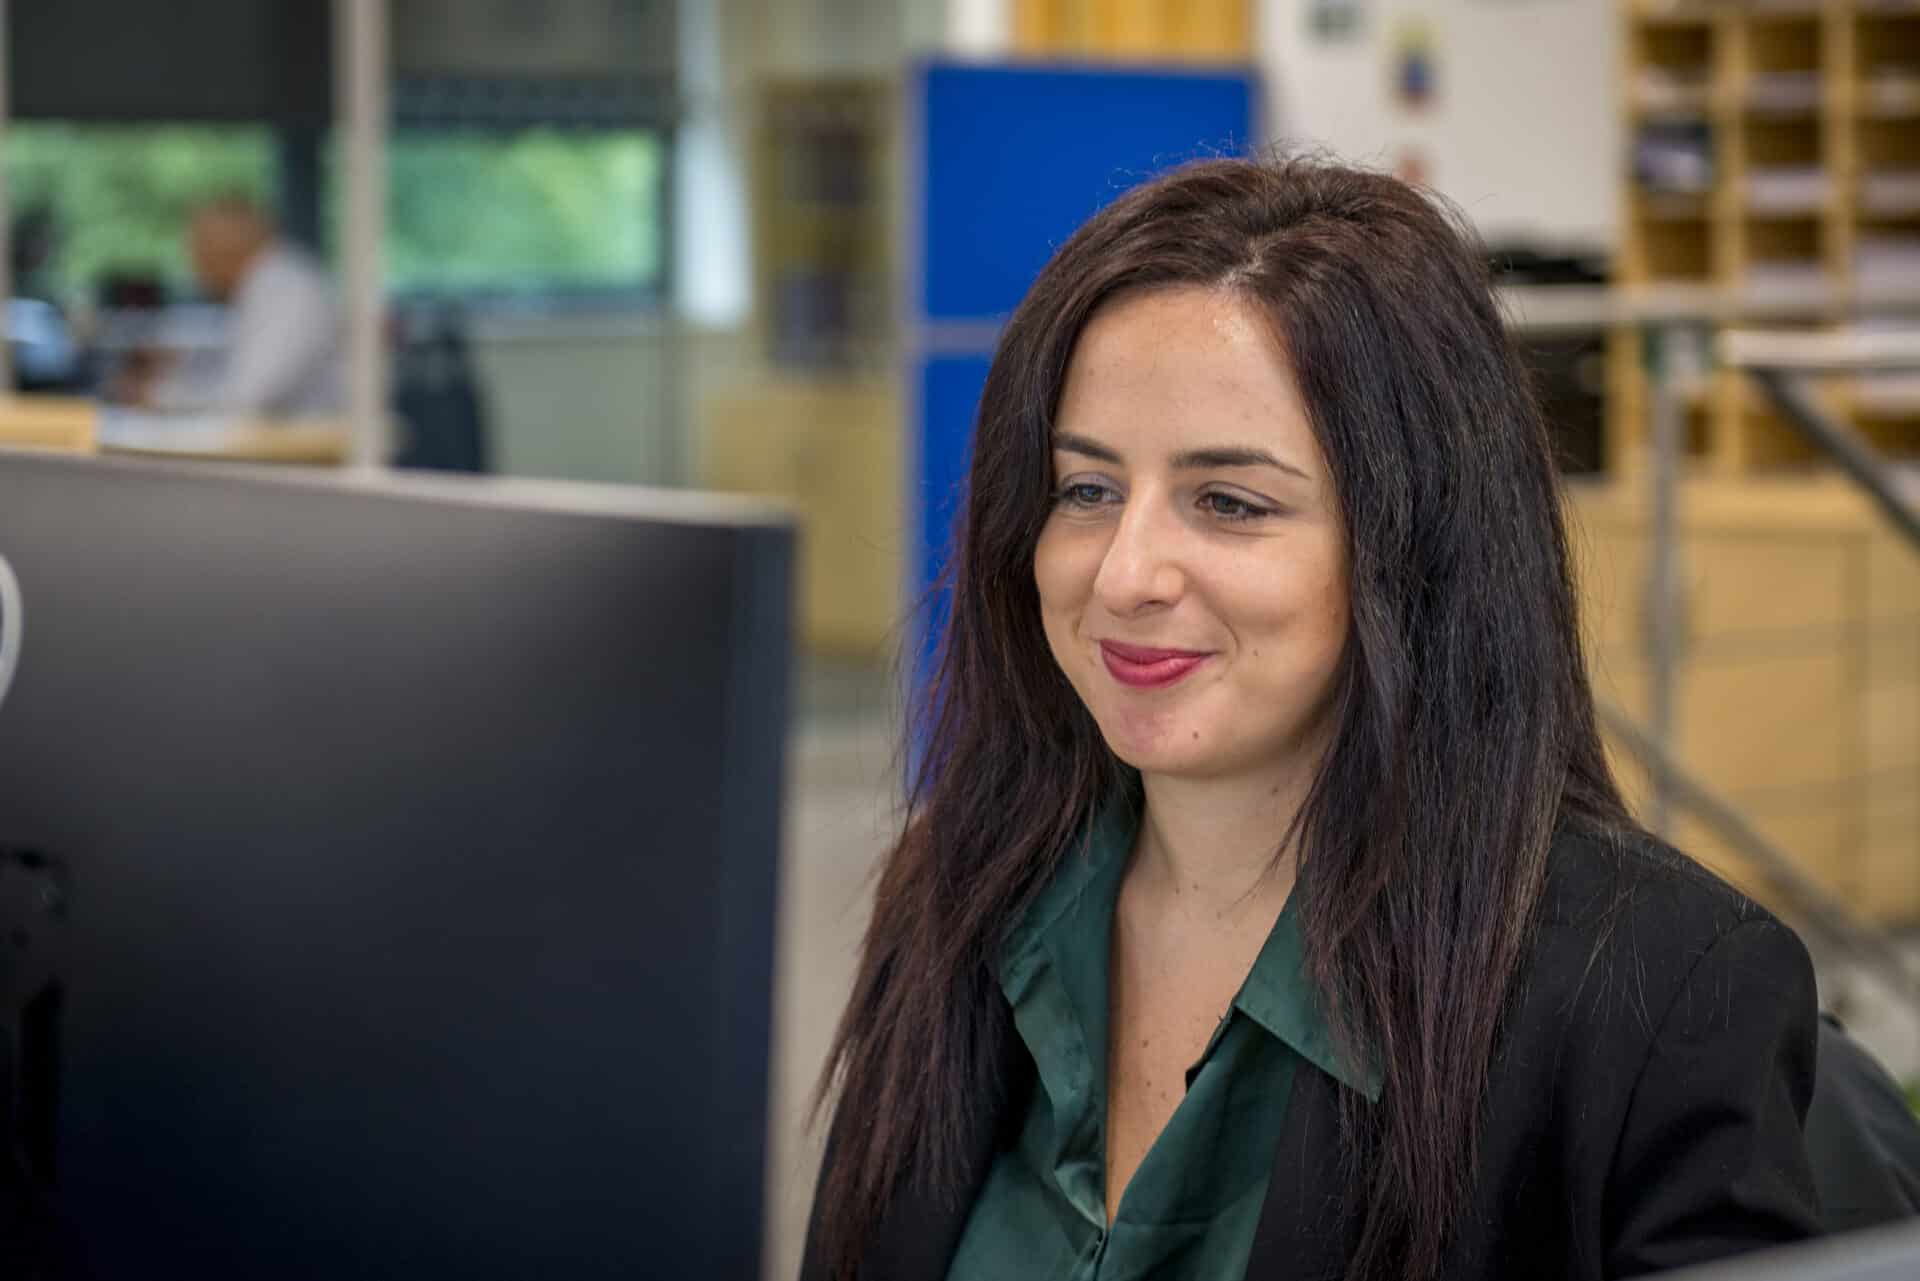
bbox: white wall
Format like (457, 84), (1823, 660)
(1259, 0), (1619, 248)
(467, 320), (684, 485)
(756, 0), (914, 73)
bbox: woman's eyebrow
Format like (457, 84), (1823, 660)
(1050, 432), (1122, 462)
(1172, 445), (1310, 481)
(1051, 434), (1312, 483)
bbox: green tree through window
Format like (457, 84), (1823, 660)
(7, 124), (274, 300)
(7, 123), (666, 303)
(383, 130), (665, 295)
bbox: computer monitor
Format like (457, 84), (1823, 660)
(0, 450), (793, 1280)
(1656, 1220), (1920, 1281)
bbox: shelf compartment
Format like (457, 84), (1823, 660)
(1748, 16), (1822, 77)
(1853, 230), (1920, 298)
(1857, 78), (1920, 122)
(1747, 115), (1824, 166)
(1747, 220), (1824, 262)
(1637, 188), (1715, 220)
(1744, 164), (1831, 215)
(1632, 118), (1716, 195)
(1636, 21), (1715, 69)
(1856, 12), (1920, 91)
(1858, 170), (1920, 216)
(1634, 63), (1715, 118)
(1857, 116), (1920, 171)
(1850, 378), (1920, 419)
(1639, 218), (1717, 282)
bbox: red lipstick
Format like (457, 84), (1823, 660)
(1099, 641), (1211, 689)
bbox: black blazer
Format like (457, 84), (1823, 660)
(801, 824), (1824, 1280)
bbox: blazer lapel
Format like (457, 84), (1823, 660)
(864, 1005), (1035, 1281)
(1244, 1061), (1352, 1281)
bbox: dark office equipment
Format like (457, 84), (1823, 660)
(0, 451), (793, 1281)
(1807, 1014), (1920, 1232)
(1631, 120), (1715, 196)
(392, 305), (491, 473)
(6, 301), (79, 393)
(1489, 244), (1611, 477)
(93, 276), (166, 312)
(1653, 1218), (1920, 1281)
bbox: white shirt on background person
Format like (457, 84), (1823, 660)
(150, 243), (345, 419)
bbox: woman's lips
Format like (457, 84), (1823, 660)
(1099, 641), (1212, 689)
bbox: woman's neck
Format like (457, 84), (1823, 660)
(1129, 759), (1315, 921)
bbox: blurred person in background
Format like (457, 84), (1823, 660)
(117, 196), (343, 417)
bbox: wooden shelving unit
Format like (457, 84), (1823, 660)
(1615, 0), (1920, 474)
(1600, 0), (1920, 924)
(750, 78), (895, 374)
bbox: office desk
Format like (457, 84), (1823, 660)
(0, 398), (350, 464)
(96, 411), (349, 464)
(0, 395), (98, 453)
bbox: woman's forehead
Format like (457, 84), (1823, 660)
(1055, 287), (1319, 470)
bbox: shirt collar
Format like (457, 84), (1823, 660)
(997, 798), (1135, 1017)
(1232, 897), (1382, 1101)
(1001, 795), (1381, 1103)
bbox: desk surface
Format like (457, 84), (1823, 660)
(0, 397), (349, 464)
(95, 410), (349, 464)
(0, 394), (97, 453)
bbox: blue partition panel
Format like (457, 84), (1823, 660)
(919, 63), (1260, 322)
(906, 59), (1261, 667)
(917, 353), (996, 598)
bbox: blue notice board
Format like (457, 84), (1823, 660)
(906, 61), (1261, 645)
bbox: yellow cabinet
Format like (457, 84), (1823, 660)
(701, 381), (903, 657)
(1573, 476), (1920, 923)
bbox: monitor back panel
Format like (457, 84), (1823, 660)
(0, 453), (791, 1280)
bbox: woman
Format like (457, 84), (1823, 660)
(801, 156), (1821, 1281)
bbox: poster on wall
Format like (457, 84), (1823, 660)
(1307, 0), (1364, 41)
(1391, 16), (1437, 111)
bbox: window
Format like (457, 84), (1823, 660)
(6, 123), (669, 304)
(6, 123), (275, 302)
(380, 128), (668, 299)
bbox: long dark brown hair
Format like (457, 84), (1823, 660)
(813, 154), (1630, 1281)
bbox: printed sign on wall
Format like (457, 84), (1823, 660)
(1391, 16), (1437, 111)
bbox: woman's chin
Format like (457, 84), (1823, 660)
(1100, 727), (1222, 779)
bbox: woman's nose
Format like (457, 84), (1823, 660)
(1091, 497), (1184, 616)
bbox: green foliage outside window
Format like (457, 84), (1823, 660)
(383, 130), (664, 295)
(7, 123), (665, 302)
(7, 124), (275, 299)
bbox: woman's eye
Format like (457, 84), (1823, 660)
(1055, 481), (1114, 509)
(1201, 492), (1269, 521)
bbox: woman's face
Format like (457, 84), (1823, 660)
(1033, 286), (1349, 783)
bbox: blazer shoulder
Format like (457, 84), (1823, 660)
(1520, 819), (1811, 1041)
(1506, 823), (1824, 1275)
(1538, 818), (1788, 947)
